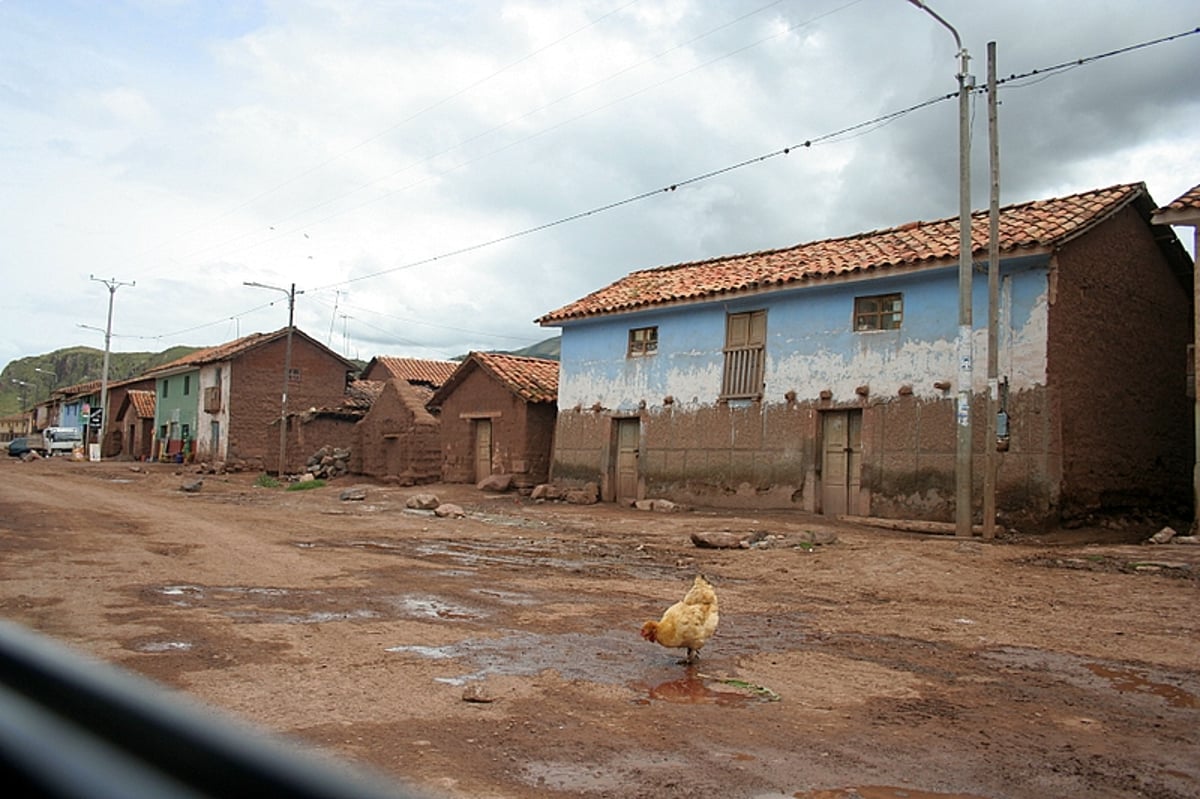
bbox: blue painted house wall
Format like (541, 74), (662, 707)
(547, 202), (1191, 526)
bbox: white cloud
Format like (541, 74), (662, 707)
(0, 0), (1197, 373)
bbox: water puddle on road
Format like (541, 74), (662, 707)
(1084, 663), (1199, 708)
(791, 788), (990, 799)
(631, 672), (765, 707)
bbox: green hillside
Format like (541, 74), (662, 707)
(0, 346), (199, 415)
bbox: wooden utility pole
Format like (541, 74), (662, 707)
(983, 42), (1001, 540)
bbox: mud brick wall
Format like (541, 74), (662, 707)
(438, 369), (555, 487)
(227, 336), (350, 470)
(356, 380), (440, 483)
(1048, 204), (1191, 516)
(284, 415), (358, 474)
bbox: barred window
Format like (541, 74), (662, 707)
(721, 310), (766, 399)
(628, 327), (658, 358)
(854, 293), (903, 331)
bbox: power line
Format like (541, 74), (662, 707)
(143, 23), (1200, 344)
(154, 0), (859, 271)
(124, 1), (644, 281)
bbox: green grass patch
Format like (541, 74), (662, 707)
(254, 474), (281, 489)
(286, 479), (326, 491)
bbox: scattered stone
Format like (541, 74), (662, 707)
(461, 684), (496, 704)
(530, 484), (564, 501)
(635, 498), (683, 513)
(303, 445), (351, 481)
(434, 503), (465, 518)
(1174, 536), (1199, 545)
(180, 479), (204, 493)
(477, 474), (513, 492)
(564, 482), (600, 505)
(796, 528), (839, 546)
(1149, 526), (1178, 544)
(128, 465), (144, 473)
(339, 488), (367, 502)
(406, 493), (440, 510)
(297, 472), (316, 483)
(691, 530), (768, 549)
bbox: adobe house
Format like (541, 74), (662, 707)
(355, 379), (441, 484)
(142, 328), (355, 470)
(115, 390), (156, 461)
(537, 182), (1193, 527)
(427, 352), (559, 489)
(99, 375), (155, 458)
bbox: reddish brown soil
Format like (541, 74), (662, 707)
(1, 458), (1198, 799)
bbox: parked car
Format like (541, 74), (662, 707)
(7, 437), (35, 457)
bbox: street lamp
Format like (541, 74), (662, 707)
(11, 379), (29, 410)
(244, 281), (303, 476)
(88, 276), (135, 460)
(905, 0), (974, 538)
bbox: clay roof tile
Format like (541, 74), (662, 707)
(538, 183), (1147, 324)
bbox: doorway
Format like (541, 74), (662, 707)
(821, 409), (863, 516)
(474, 419), (493, 481)
(612, 417), (640, 505)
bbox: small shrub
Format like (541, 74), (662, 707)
(287, 479), (326, 492)
(254, 474), (281, 489)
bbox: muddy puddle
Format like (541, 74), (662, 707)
(982, 645), (1200, 709)
(787, 788), (991, 799)
(1084, 662), (1198, 708)
(294, 534), (674, 579)
(142, 584), (485, 625)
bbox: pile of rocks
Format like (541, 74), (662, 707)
(304, 446), (351, 480)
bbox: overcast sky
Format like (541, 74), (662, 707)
(1, 0), (1197, 372)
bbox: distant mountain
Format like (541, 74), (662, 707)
(508, 336), (560, 360)
(0, 345), (200, 415)
(452, 335), (560, 362)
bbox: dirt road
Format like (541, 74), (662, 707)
(1, 457), (1197, 798)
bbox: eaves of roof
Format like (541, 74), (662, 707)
(428, 352), (559, 408)
(537, 182), (1151, 325)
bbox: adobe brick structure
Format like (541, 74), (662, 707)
(278, 381), (381, 474)
(99, 376), (155, 458)
(428, 352), (558, 490)
(355, 378), (440, 484)
(115, 390), (156, 461)
(540, 183), (1193, 527)
(143, 328), (355, 472)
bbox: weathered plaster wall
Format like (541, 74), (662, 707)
(194, 363), (231, 462)
(557, 259), (1049, 413)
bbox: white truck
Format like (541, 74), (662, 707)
(42, 427), (83, 457)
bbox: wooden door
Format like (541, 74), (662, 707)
(474, 420), (493, 481)
(614, 418), (640, 504)
(821, 410), (863, 516)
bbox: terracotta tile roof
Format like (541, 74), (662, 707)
(127, 390), (156, 419)
(474, 352), (559, 403)
(538, 183), (1148, 324)
(1158, 183), (1200, 213)
(367, 357), (458, 387)
(142, 330), (283, 376)
(142, 328), (351, 377)
(57, 380), (102, 397)
(345, 379), (385, 409)
(430, 352), (559, 407)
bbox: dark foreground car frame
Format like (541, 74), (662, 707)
(0, 621), (423, 799)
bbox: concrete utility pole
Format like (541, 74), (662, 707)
(89, 276), (135, 460)
(906, 0), (974, 537)
(244, 281), (302, 477)
(983, 41), (1001, 540)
